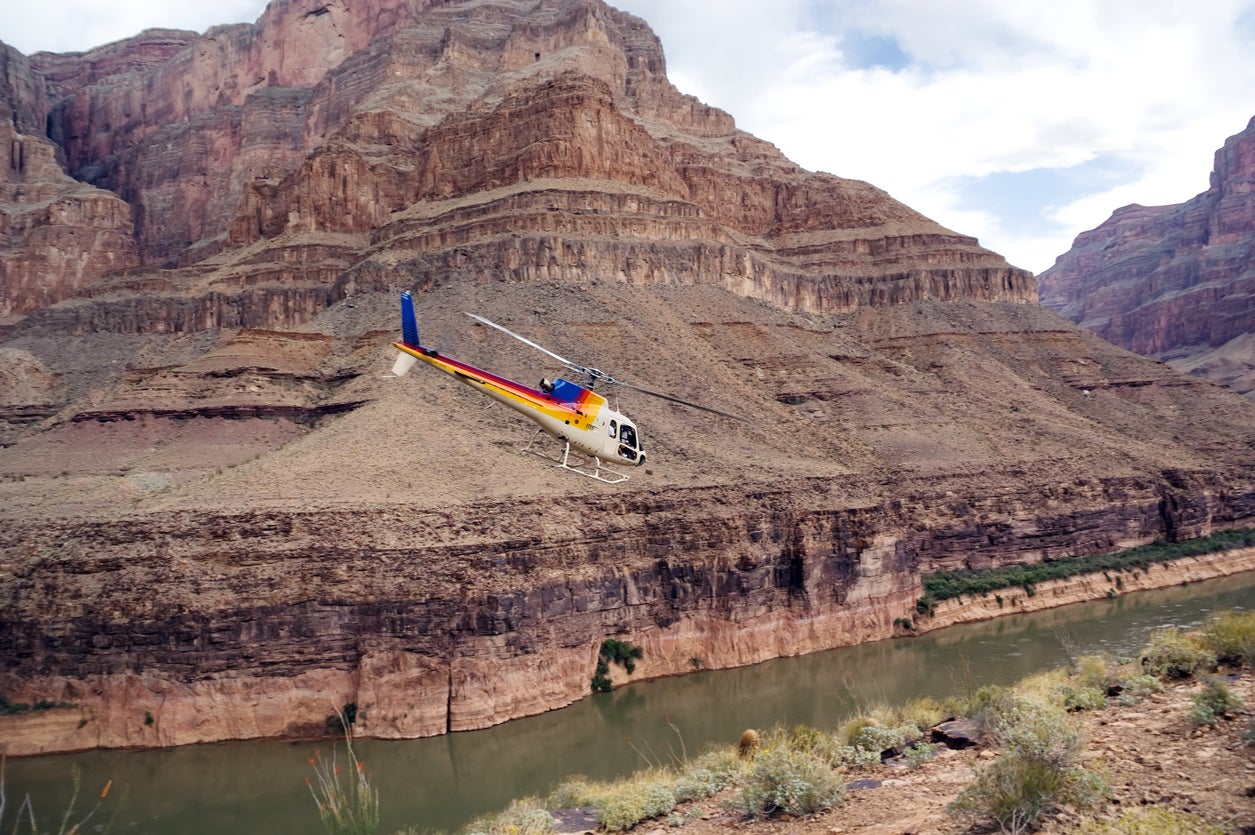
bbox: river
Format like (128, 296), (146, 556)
(7, 572), (1255, 834)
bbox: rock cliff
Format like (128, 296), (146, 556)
(1038, 117), (1255, 397)
(0, 0), (1253, 756)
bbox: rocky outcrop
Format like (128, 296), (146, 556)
(2, 473), (1252, 755)
(1038, 117), (1255, 397)
(0, 44), (139, 320)
(3, 0), (1032, 339)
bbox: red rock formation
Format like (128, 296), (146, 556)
(0, 45), (139, 320)
(1038, 117), (1255, 397)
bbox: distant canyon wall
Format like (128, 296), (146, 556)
(1039, 116), (1255, 397)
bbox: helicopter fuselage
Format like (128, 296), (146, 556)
(392, 340), (646, 467)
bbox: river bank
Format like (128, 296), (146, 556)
(623, 671), (1255, 835)
(917, 545), (1255, 633)
(3, 545), (1254, 760)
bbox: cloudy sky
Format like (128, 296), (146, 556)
(5, 0), (1254, 274)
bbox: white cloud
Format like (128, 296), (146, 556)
(3, 0), (267, 54)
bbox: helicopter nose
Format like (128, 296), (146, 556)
(636, 452), (646, 466)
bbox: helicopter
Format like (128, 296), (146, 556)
(389, 290), (741, 483)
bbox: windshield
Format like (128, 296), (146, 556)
(619, 423), (638, 450)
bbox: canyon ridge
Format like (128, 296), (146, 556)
(1038, 116), (1255, 398)
(1, 0), (1253, 756)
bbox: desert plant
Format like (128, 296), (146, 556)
(1121, 674), (1164, 700)
(591, 770), (677, 832)
(904, 741), (939, 769)
(673, 749), (745, 801)
(1139, 627), (1214, 680)
(949, 699), (1105, 833)
(740, 746), (845, 818)
(461, 797), (556, 835)
(1077, 805), (1224, 834)
(0, 756), (116, 835)
(306, 711), (379, 835)
(1186, 677), (1245, 727)
(1198, 609), (1255, 667)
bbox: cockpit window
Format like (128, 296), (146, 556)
(608, 420), (618, 438)
(619, 423), (637, 450)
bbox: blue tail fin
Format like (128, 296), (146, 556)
(400, 290), (420, 347)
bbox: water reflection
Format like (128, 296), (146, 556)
(8, 572), (1253, 834)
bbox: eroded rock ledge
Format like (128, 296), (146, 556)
(1, 469), (1251, 757)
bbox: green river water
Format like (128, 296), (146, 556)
(7, 571), (1255, 834)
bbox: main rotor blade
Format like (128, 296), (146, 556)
(464, 313), (580, 371)
(613, 378), (747, 421)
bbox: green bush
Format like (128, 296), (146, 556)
(1187, 677), (1245, 727)
(922, 528), (1255, 602)
(1140, 628), (1215, 680)
(462, 797), (556, 835)
(1198, 610), (1255, 667)
(740, 747), (845, 818)
(591, 639), (644, 693)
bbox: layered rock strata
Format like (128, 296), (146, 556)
(2, 461), (1253, 755)
(0, 0), (1253, 760)
(1038, 117), (1255, 397)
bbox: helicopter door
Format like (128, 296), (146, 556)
(617, 423), (639, 461)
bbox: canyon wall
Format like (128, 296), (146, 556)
(1038, 117), (1255, 397)
(2, 470), (1252, 755)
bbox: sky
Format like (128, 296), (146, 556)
(5, 0), (1254, 275)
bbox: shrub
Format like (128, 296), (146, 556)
(307, 714), (379, 835)
(591, 639), (644, 693)
(1122, 674), (1164, 700)
(593, 771), (676, 832)
(550, 770), (677, 832)
(1198, 610), (1255, 667)
(1139, 628), (1214, 680)
(1187, 677), (1245, 727)
(740, 747), (845, 818)
(462, 797), (556, 835)
(904, 741), (939, 769)
(674, 750), (745, 802)
(897, 697), (946, 733)
(949, 700), (1105, 833)
(1077, 805), (1224, 834)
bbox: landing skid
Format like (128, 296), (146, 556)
(522, 431), (629, 484)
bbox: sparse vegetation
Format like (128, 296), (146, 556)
(462, 797), (556, 835)
(307, 709), (379, 835)
(949, 697), (1107, 833)
(1187, 677), (1245, 727)
(1140, 627), (1215, 680)
(739, 746), (846, 818)
(916, 528), (1255, 613)
(1078, 805), (1225, 834)
(393, 611), (1255, 835)
(591, 639), (644, 693)
(0, 756), (116, 835)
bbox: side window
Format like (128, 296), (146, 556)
(608, 420), (618, 438)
